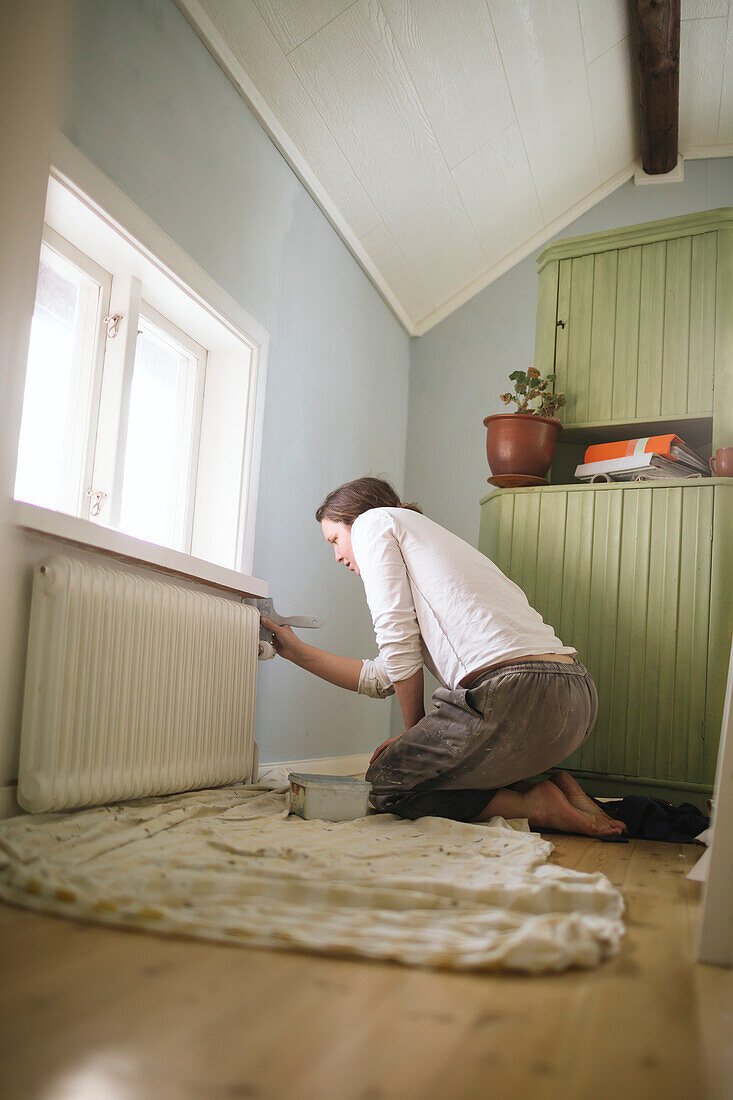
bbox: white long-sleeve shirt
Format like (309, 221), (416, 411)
(351, 507), (576, 699)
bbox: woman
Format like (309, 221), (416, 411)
(262, 477), (625, 837)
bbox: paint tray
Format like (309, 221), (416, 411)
(288, 772), (372, 821)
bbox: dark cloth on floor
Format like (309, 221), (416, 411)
(594, 795), (709, 843)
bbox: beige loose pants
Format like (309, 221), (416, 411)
(366, 659), (599, 821)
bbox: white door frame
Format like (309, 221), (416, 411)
(697, 634), (733, 967)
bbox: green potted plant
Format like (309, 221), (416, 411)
(483, 368), (566, 485)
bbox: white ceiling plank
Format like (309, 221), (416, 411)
(196, 0), (381, 239)
(289, 0), (486, 305)
(179, 0), (733, 333)
(681, 0), (729, 19)
(360, 222), (436, 323)
(414, 162), (635, 334)
(587, 37), (637, 179)
(487, 0), (599, 223)
(253, 0), (355, 54)
(679, 17), (728, 147)
(451, 124), (543, 267)
(577, 0), (630, 65)
(718, 10), (733, 141)
(379, 0), (515, 169)
(176, 0), (414, 332)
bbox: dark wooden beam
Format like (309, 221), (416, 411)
(633, 0), (680, 175)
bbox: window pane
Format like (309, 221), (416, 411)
(118, 317), (197, 548)
(15, 245), (100, 513)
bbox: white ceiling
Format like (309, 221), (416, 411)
(178, 0), (733, 334)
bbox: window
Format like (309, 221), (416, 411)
(14, 153), (267, 574)
(117, 305), (205, 550)
(15, 231), (109, 517)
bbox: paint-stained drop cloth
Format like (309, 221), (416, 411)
(0, 784), (624, 973)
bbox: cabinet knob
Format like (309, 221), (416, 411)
(556, 319), (566, 329)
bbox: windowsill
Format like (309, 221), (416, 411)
(11, 502), (268, 599)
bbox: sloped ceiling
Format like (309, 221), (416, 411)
(177, 0), (733, 334)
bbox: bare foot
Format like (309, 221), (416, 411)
(551, 770), (627, 834)
(475, 779), (625, 837)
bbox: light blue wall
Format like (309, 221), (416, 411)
(52, 0), (733, 763)
(406, 158), (733, 546)
(60, 0), (410, 763)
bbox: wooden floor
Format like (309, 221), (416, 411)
(1, 835), (731, 1100)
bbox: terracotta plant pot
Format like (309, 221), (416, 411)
(483, 413), (562, 479)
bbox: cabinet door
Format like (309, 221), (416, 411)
(481, 484), (716, 789)
(553, 232), (717, 427)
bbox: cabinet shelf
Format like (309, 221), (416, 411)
(547, 412), (712, 485)
(480, 475), (729, 505)
(557, 412), (712, 451)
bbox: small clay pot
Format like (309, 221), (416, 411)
(483, 413), (562, 479)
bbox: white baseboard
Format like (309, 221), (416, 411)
(260, 753), (370, 779)
(0, 785), (22, 820)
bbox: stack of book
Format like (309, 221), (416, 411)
(574, 434), (709, 482)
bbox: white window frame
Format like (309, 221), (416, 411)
(132, 302), (207, 553)
(21, 131), (269, 575)
(91, 293), (207, 552)
(22, 227), (112, 518)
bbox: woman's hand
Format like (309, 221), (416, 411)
(260, 616), (304, 662)
(369, 732), (405, 765)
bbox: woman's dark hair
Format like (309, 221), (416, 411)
(315, 476), (422, 527)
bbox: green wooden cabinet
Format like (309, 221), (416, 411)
(479, 481), (733, 806)
(535, 209), (733, 449)
(480, 208), (733, 807)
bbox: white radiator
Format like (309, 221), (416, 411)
(18, 557), (261, 813)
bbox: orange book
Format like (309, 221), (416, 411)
(585, 435), (686, 464)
